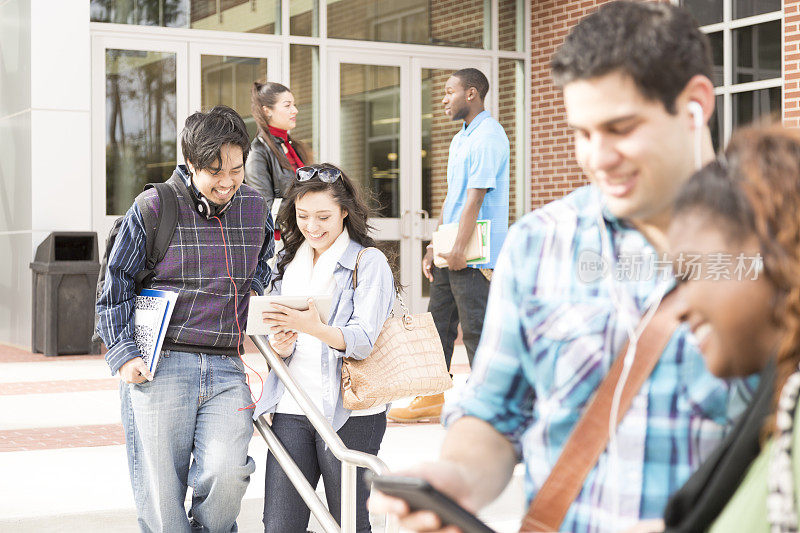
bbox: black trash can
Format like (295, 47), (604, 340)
(30, 232), (102, 356)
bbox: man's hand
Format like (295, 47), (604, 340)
(438, 249), (468, 271)
(269, 330), (298, 358)
(119, 357), (153, 384)
(368, 461), (477, 532)
(422, 247), (435, 282)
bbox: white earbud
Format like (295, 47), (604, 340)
(687, 101), (703, 130)
(687, 101), (703, 170)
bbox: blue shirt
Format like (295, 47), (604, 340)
(441, 110), (510, 269)
(442, 185), (755, 532)
(252, 241), (395, 431)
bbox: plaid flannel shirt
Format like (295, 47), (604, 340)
(443, 185), (755, 532)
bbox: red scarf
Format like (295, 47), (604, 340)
(267, 126), (304, 170)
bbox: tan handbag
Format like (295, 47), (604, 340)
(341, 248), (453, 410)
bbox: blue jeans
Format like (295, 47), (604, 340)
(428, 266), (491, 368)
(263, 412), (387, 533)
(120, 350), (256, 533)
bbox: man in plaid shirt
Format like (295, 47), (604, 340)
(370, 3), (754, 532)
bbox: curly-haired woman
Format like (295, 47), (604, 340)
(628, 124), (800, 532)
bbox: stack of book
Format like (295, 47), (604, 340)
(431, 220), (491, 268)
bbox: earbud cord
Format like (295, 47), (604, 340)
(213, 215), (264, 411)
(595, 198), (666, 528)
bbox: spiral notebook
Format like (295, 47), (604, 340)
(133, 288), (178, 375)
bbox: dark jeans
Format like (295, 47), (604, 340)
(263, 412), (387, 533)
(428, 266), (491, 368)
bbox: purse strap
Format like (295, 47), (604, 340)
(352, 247), (374, 290)
(519, 289), (680, 532)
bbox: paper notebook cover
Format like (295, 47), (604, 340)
(133, 288), (178, 375)
(432, 220), (491, 268)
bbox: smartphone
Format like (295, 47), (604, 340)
(366, 472), (497, 533)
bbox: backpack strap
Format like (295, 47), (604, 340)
(519, 289), (681, 532)
(133, 182), (178, 292)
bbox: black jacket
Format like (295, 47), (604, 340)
(244, 135), (298, 213)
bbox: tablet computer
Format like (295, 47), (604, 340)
(366, 473), (497, 533)
(245, 294), (333, 335)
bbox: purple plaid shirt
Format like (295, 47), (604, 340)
(97, 169), (273, 374)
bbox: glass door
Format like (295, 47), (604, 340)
(92, 35), (282, 243)
(188, 42), (281, 140)
(91, 35), (188, 240)
(327, 50), (412, 304)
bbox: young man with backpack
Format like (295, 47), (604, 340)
(96, 105), (274, 532)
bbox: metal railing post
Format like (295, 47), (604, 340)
(254, 415), (340, 533)
(250, 334), (399, 533)
(341, 462), (358, 533)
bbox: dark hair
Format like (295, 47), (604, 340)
(250, 81), (311, 170)
(673, 124), (800, 438)
(672, 161), (756, 244)
(272, 163), (401, 292)
(452, 68), (489, 101)
(180, 105), (250, 171)
(551, 1), (712, 113)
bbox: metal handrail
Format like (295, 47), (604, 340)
(250, 334), (399, 533)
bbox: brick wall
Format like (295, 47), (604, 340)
(784, 1), (800, 127)
(530, 0), (604, 210)
(530, 0), (677, 210)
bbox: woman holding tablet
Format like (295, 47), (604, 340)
(253, 163), (398, 533)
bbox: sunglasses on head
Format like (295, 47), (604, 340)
(296, 166), (342, 183)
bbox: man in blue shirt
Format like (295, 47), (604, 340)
(372, 3), (753, 531)
(387, 68), (509, 423)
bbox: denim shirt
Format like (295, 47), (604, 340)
(252, 240), (395, 430)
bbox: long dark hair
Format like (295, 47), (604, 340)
(250, 81), (311, 170)
(272, 163), (401, 292)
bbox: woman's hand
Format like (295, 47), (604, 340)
(268, 330), (298, 358)
(262, 299), (325, 338)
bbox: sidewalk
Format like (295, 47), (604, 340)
(0, 342), (524, 532)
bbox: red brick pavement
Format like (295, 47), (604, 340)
(0, 424), (127, 452)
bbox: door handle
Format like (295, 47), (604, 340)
(415, 210), (431, 239)
(400, 209), (412, 239)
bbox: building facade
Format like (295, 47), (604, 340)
(0, 0), (787, 348)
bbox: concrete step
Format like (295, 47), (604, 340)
(0, 345), (526, 532)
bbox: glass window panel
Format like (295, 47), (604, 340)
(733, 0), (781, 20)
(732, 87), (781, 129)
(340, 64), (401, 218)
(708, 31), (723, 87)
(105, 49), (177, 216)
(421, 68), (462, 222)
(91, 0), (281, 34)
(733, 21), (781, 84)
(327, 0), (489, 49)
(290, 45), (319, 160)
(680, 0), (722, 26)
(290, 0), (318, 37)
(200, 55), (267, 141)
(498, 59), (524, 224)
(498, 0), (523, 52)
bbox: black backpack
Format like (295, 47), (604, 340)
(93, 182), (178, 344)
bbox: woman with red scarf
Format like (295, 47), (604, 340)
(246, 82), (312, 242)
